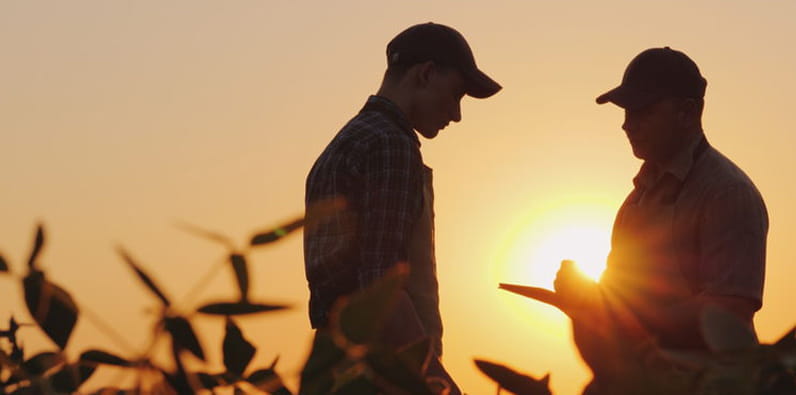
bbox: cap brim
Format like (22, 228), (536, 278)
(596, 85), (659, 110)
(464, 68), (502, 99)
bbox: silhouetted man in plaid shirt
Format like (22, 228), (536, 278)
(304, 22), (500, 393)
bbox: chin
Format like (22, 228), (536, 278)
(630, 144), (648, 160)
(417, 128), (440, 139)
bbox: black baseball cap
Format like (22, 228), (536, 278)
(596, 47), (707, 110)
(386, 22), (502, 99)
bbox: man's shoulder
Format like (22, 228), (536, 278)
(689, 145), (765, 203)
(702, 146), (758, 185)
(338, 110), (419, 148)
(311, 108), (421, 177)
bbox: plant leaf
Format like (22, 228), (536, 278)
(330, 263), (408, 345)
(331, 375), (379, 395)
(229, 254), (249, 302)
(223, 318), (256, 377)
(80, 349), (133, 367)
(198, 301), (289, 316)
(195, 371), (224, 389)
(23, 271), (79, 349)
(474, 359), (552, 395)
(22, 351), (64, 376)
(49, 363), (96, 393)
(0, 341), (23, 385)
(27, 224), (45, 270)
(302, 196), (348, 235)
(164, 316), (205, 361)
(88, 387), (132, 395)
(250, 217), (304, 246)
(174, 220), (236, 249)
(11, 342), (24, 363)
(248, 359), (292, 394)
(162, 370), (192, 394)
(117, 247), (171, 307)
(700, 304), (759, 353)
(2, 316), (25, 343)
(396, 336), (432, 375)
(299, 331), (345, 394)
(366, 349), (435, 395)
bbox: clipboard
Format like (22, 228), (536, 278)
(498, 283), (566, 311)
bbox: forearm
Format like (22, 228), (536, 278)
(635, 294), (757, 348)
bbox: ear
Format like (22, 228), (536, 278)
(413, 61), (436, 89)
(678, 98), (700, 125)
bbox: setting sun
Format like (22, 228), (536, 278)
(3, 3), (795, 394)
(489, 198), (615, 334)
(496, 201), (614, 291)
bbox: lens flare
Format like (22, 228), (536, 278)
(492, 202), (613, 329)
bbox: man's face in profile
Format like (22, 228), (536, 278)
(412, 66), (465, 139)
(621, 97), (686, 163)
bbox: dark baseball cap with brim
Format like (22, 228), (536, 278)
(387, 22), (502, 99)
(596, 47), (707, 110)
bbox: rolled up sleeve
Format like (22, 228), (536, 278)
(699, 184), (768, 308)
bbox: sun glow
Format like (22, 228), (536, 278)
(493, 201), (614, 326)
(520, 224), (610, 286)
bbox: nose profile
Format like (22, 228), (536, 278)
(622, 110), (633, 134)
(451, 101), (462, 123)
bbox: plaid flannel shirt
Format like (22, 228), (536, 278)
(304, 95), (424, 327)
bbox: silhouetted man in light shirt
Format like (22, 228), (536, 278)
(555, 47), (768, 394)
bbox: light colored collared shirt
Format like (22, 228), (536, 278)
(602, 132), (768, 347)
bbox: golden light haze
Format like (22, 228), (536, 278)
(2, 2), (795, 394)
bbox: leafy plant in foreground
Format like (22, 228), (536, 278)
(0, 219), (300, 394)
(1, 197), (440, 394)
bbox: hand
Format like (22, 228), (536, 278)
(553, 260), (600, 309)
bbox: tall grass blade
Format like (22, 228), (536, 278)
(26, 224), (44, 269)
(230, 254), (249, 301)
(164, 316), (205, 361)
(198, 301), (288, 316)
(174, 221), (236, 249)
(80, 349), (133, 367)
(117, 248), (171, 307)
(250, 217), (304, 246)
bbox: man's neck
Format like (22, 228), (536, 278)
(647, 130), (705, 180)
(376, 85), (413, 126)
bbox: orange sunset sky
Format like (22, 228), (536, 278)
(2, 2), (795, 394)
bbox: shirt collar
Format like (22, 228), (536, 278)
(634, 132), (705, 190)
(362, 95), (419, 146)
